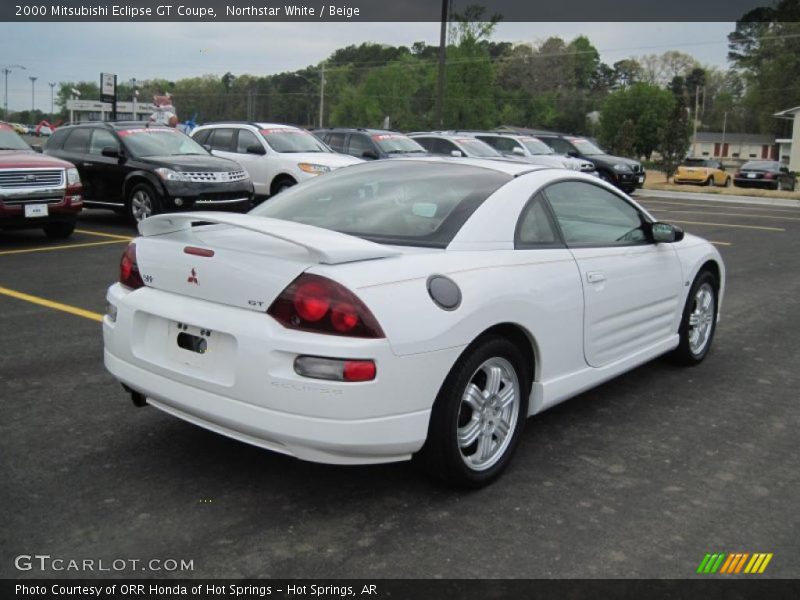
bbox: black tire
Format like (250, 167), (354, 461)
(725, 177), (731, 187)
(706, 177), (715, 187)
(671, 270), (719, 366)
(271, 177), (296, 196)
(417, 335), (530, 488)
(126, 182), (161, 224)
(42, 221), (75, 239)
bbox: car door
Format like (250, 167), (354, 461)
(543, 180), (684, 367)
(57, 128), (95, 198)
(231, 128), (269, 197)
(86, 128), (126, 204)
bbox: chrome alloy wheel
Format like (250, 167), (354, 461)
(688, 282), (715, 355)
(130, 189), (154, 222)
(457, 357), (521, 472)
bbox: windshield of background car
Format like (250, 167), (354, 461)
(569, 138), (605, 155)
(372, 134), (426, 154)
(0, 127), (31, 151)
(742, 161), (778, 170)
(520, 137), (554, 155)
(261, 128), (330, 153)
(455, 139), (501, 157)
(251, 161), (511, 247)
(119, 128), (207, 157)
(682, 158), (708, 167)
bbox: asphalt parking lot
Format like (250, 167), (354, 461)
(1, 194), (798, 579)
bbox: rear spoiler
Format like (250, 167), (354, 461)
(138, 212), (400, 265)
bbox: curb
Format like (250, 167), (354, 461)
(633, 189), (800, 208)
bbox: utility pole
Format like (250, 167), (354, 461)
(2, 64), (26, 119)
(691, 85), (701, 157)
(318, 63), (325, 128)
(434, 0), (449, 128)
(48, 82), (56, 119)
(720, 111), (727, 159)
(29, 76), (37, 114)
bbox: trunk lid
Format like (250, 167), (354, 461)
(134, 212), (399, 312)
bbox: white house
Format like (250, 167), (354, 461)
(774, 106), (800, 171)
(691, 132), (777, 163)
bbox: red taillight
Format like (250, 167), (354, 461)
(343, 360), (376, 382)
(734, 172), (741, 178)
(268, 273), (384, 338)
(119, 243), (144, 290)
(763, 172), (774, 179)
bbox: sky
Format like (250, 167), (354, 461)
(0, 21), (736, 113)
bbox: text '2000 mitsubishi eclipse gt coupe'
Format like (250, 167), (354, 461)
(103, 158), (724, 488)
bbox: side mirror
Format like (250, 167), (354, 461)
(567, 150), (579, 158)
(361, 149), (379, 160)
(780, 166), (789, 174)
(512, 146), (525, 156)
(651, 222), (684, 243)
(203, 144), (213, 153)
(32, 145), (43, 154)
(450, 150), (463, 157)
(101, 146), (121, 159)
(246, 144), (266, 155)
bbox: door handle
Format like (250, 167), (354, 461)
(586, 271), (606, 283)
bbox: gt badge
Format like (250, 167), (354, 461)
(187, 268), (199, 285)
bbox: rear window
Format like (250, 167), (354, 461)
(742, 161), (779, 170)
(250, 161), (511, 247)
(682, 158), (708, 167)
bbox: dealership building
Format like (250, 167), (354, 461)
(65, 99), (157, 123)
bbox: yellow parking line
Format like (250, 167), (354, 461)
(0, 286), (103, 322)
(75, 229), (134, 241)
(0, 239), (127, 256)
(648, 209), (800, 222)
(669, 220), (785, 232)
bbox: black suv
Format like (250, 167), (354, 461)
(44, 122), (254, 223)
(534, 134), (645, 193)
(312, 128), (427, 160)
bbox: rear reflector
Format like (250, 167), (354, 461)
(294, 356), (376, 382)
(184, 246), (215, 257)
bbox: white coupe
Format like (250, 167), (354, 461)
(103, 158), (724, 487)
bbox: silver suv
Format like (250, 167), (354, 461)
(459, 132), (596, 174)
(408, 132), (522, 162)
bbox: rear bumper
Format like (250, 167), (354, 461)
(103, 284), (461, 465)
(105, 350), (430, 464)
(733, 178), (775, 189)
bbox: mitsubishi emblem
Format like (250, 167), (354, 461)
(187, 268), (199, 284)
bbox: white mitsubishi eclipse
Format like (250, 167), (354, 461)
(103, 158), (724, 487)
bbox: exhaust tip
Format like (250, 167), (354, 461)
(121, 383), (148, 408)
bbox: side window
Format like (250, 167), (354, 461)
(236, 129), (261, 154)
(89, 129), (119, 155)
(46, 128), (69, 150)
(495, 137), (521, 153)
(208, 128), (235, 152)
(326, 132), (346, 152)
(545, 138), (574, 155)
(432, 138), (459, 155)
(545, 181), (648, 246)
(517, 193), (559, 246)
(62, 128), (92, 153)
(192, 129), (211, 145)
(476, 135), (499, 149)
(347, 134), (373, 157)
(413, 137), (434, 151)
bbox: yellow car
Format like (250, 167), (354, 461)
(674, 158), (731, 187)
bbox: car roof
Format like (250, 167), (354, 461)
(313, 127), (400, 135)
(56, 121), (172, 131)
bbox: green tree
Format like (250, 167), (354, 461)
(599, 83), (674, 158)
(658, 77), (692, 180)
